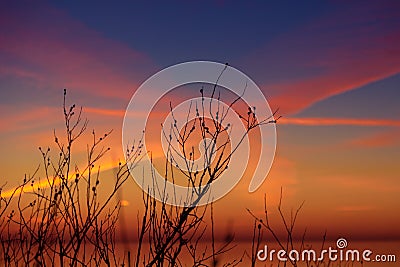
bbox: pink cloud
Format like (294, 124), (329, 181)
(348, 129), (400, 148)
(0, 105), (59, 132)
(0, 5), (156, 100)
(242, 2), (400, 114)
(279, 117), (400, 127)
(85, 107), (126, 117)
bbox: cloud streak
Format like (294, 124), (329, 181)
(243, 1), (400, 114)
(348, 129), (400, 148)
(0, 4), (156, 101)
(279, 117), (400, 127)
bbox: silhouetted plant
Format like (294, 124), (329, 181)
(247, 188), (333, 267)
(1, 68), (279, 266)
(0, 89), (142, 266)
(134, 71), (279, 267)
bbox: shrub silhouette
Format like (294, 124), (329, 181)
(1, 81), (279, 266)
(0, 90), (140, 266)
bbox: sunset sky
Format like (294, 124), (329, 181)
(1, 1), (399, 243)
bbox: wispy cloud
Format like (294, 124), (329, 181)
(85, 107), (126, 117)
(348, 129), (400, 148)
(279, 117), (400, 127)
(0, 160), (120, 199)
(0, 4), (156, 101)
(243, 2), (400, 114)
(336, 205), (376, 212)
(0, 105), (59, 132)
(322, 175), (400, 193)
